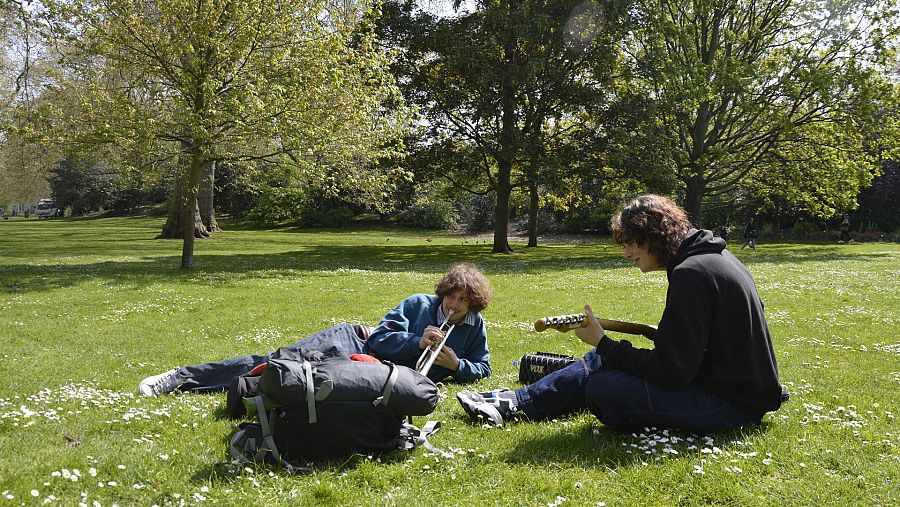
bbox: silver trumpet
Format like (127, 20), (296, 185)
(416, 309), (455, 377)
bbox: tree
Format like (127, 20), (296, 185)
(380, 0), (627, 252)
(623, 0), (900, 224)
(0, 0), (61, 209)
(47, 154), (118, 215)
(856, 159), (900, 232)
(34, 0), (405, 267)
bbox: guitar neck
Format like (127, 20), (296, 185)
(535, 314), (657, 339)
(598, 318), (657, 339)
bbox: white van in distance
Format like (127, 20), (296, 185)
(35, 199), (61, 218)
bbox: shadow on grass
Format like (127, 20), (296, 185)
(734, 246), (896, 264)
(1, 239), (895, 295)
(193, 427), (418, 484)
(0, 244), (626, 294)
(498, 418), (772, 470)
(193, 413), (776, 482)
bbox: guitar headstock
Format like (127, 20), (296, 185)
(534, 313), (587, 332)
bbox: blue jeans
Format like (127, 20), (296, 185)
(179, 324), (368, 393)
(515, 350), (758, 433)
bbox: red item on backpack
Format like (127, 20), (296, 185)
(248, 362), (269, 376)
(349, 353), (380, 363)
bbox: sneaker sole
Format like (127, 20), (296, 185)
(456, 392), (504, 426)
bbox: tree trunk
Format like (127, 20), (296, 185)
(492, 0), (517, 254)
(198, 160), (220, 233)
(180, 151), (206, 269)
(527, 180), (538, 247)
(683, 174), (706, 227)
(157, 148), (210, 240)
(493, 165), (512, 253)
(158, 186), (207, 240)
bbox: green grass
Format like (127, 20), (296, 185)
(0, 216), (897, 506)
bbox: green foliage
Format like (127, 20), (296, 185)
(244, 186), (308, 227)
(47, 154), (166, 216)
(857, 159), (900, 232)
(457, 193), (495, 232)
(213, 161), (257, 218)
(786, 220), (822, 239)
(619, 0), (900, 221)
(48, 156), (113, 215)
(561, 200), (619, 233)
(243, 184), (360, 228)
(513, 210), (562, 236)
(1, 218), (899, 505)
(0, 126), (59, 209)
(396, 198), (457, 230)
(379, 0), (629, 250)
(27, 0), (408, 266)
(301, 204), (357, 228)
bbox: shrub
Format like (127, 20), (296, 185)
(560, 201), (617, 233)
(514, 210), (562, 235)
(457, 194), (495, 232)
(48, 156), (114, 215)
(245, 186), (307, 226)
(302, 205), (356, 228)
(215, 162), (257, 217)
(787, 220), (820, 239)
(397, 199), (457, 230)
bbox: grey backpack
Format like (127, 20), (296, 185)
(229, 355), (448, 471)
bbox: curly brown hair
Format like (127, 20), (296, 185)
(610, 195), (692, 267)
(434, 263), (492, 313)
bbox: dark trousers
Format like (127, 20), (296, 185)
(178, 324), (368, 393)
(515, 349), (758, 433)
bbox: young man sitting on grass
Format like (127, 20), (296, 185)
(139, 263), (493, 396)
(458, 195), (786, 433)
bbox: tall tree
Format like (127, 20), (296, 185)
(625, 0), (900, 223)
(380, 0), (627, 252)
(34, 0), (404, 267)
(0, 1), (64, 210)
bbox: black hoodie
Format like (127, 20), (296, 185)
(596, 229), (783, 418)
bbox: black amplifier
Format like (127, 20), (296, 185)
(518, 352), (578, 384)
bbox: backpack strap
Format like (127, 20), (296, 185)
(253, 396), (311, 474)
(302, 360), (317, 423)
(228, 396), (311, 474)
(254, 396), (281, 463)
(229, 426), (254, 463)
(397, 420), (452, 459)
(374, 361), (399, 407)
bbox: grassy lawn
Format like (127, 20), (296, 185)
(0, 216), (897, 506)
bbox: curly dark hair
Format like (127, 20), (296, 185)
(610, 195), (692, 267)
(434, 263), (492, 313)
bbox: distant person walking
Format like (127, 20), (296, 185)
(839, 214), (853, 243)
(741, 218), (757, 250)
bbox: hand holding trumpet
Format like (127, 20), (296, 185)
(419, 325), (460, 371)
(419, 325), (446, 351)
(416, 310), (459, 375)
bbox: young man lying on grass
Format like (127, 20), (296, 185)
(139, 263), (493, 396)
(458, 195), (786, 433)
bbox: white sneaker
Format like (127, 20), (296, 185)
(139, 368), (185, 397)
(456, 390), (514, 426)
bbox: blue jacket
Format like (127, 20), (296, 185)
(366, 294), (492, 382)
